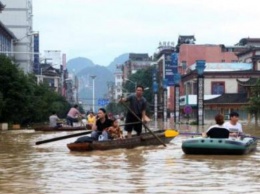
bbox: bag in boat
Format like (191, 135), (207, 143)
(74, 136), (94, 143)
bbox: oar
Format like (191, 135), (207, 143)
(120, 102), (166, 147)
(119, 122), (141, 126)
(35, 130), (92, 145)
(35, 122), (142, 145)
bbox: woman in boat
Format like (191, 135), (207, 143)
(91, 108), (113, 140)
(223, 111), (243, 137)
(66, 104), (83, 126)
(203, 113), (229, 138)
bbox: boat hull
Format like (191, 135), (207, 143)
(34, 126), (86, 132)
(67, 130), (174, 152)
(182, 137), (257, 155)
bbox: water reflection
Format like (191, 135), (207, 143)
(0, 124), (259, 194)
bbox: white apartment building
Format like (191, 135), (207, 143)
(0, 0), (35, 73)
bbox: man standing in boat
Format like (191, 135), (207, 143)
(223, 111), (243, 137)
(119, 85), (148, 138)
(66, 104), (83, 126)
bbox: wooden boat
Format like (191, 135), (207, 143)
(182, 137), (257, 155)
(67, 130), (176, 152)
(34, 126), (86, 132)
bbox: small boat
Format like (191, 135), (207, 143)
(67, 130), (177, 152)
(34, 126), (86, 132)
(182, 137), (257, 155)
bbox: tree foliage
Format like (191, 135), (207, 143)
(106, 66), (154, 116)
(245, 79), (260, 126)
(0, 54), (71, 125)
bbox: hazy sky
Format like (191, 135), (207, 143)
(33, 0), (259, 66)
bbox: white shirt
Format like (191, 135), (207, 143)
(49, 114), (59, 127)
(223, 121), (243, 133)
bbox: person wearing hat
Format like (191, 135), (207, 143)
(223, 111), (243, 137)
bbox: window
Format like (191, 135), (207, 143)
(211, 82), (225, 94)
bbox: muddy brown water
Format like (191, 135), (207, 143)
(0, 123), (259, 194)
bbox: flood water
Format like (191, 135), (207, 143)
(0, 122), (259, 194)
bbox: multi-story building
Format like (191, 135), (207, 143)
(114, 71), (123, 100)
(121, 53), (152, 80)
(0, 0), (35, 73)
(0, 20), (16, 54)
(181, 62), (260, 121)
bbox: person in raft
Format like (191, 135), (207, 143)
(119, 85), (148, 138)
(91, 108), (113, 140)
(223, 111), (243, 137)
(203, 113), (230, 138)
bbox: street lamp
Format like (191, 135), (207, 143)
(90, 75), (96, 112)
(195, 60), (206, 126)
(174, 73), (181, 124)
(14, 31), (39, 42)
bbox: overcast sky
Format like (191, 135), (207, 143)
(33, 0), (259, 66)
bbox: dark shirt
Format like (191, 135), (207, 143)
(126, 94), (147, 116)
(96, 118), (113, 132)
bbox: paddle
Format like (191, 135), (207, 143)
(164, 129), (179, 137)
(120, 101), (167, 147)
(35, 130), (92, 145)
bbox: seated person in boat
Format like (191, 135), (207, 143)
(91, 108), (113, 140)
(101, 117), (124, 140)
(223, 111), (243, 137)
(49, 111), (62, 128)
(66, 104), (83, 126)
(86, 111), (96, 129)
(203, 113), (229, 138)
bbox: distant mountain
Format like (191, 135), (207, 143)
(66, 54), (130, 111)
(66, 57), (95, 74)
(107, 53), (129, 73)
(76, 65), (114, 111)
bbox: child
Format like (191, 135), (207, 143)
(107, 118), (124, 139)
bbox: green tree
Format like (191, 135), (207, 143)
(121, 66), (154, 116)
(246, 79), (260, 126)
(0, 54), (71, 125)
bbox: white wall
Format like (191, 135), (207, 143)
(1, 0), (34, 73)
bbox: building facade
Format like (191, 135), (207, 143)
(0, 0), (35, 73)
(180, 62), (260, 121)
(121, 53), (152, 80)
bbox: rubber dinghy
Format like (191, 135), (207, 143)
(182, 137), (257, 155)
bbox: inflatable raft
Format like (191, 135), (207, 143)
(182, 137), (257, 155)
